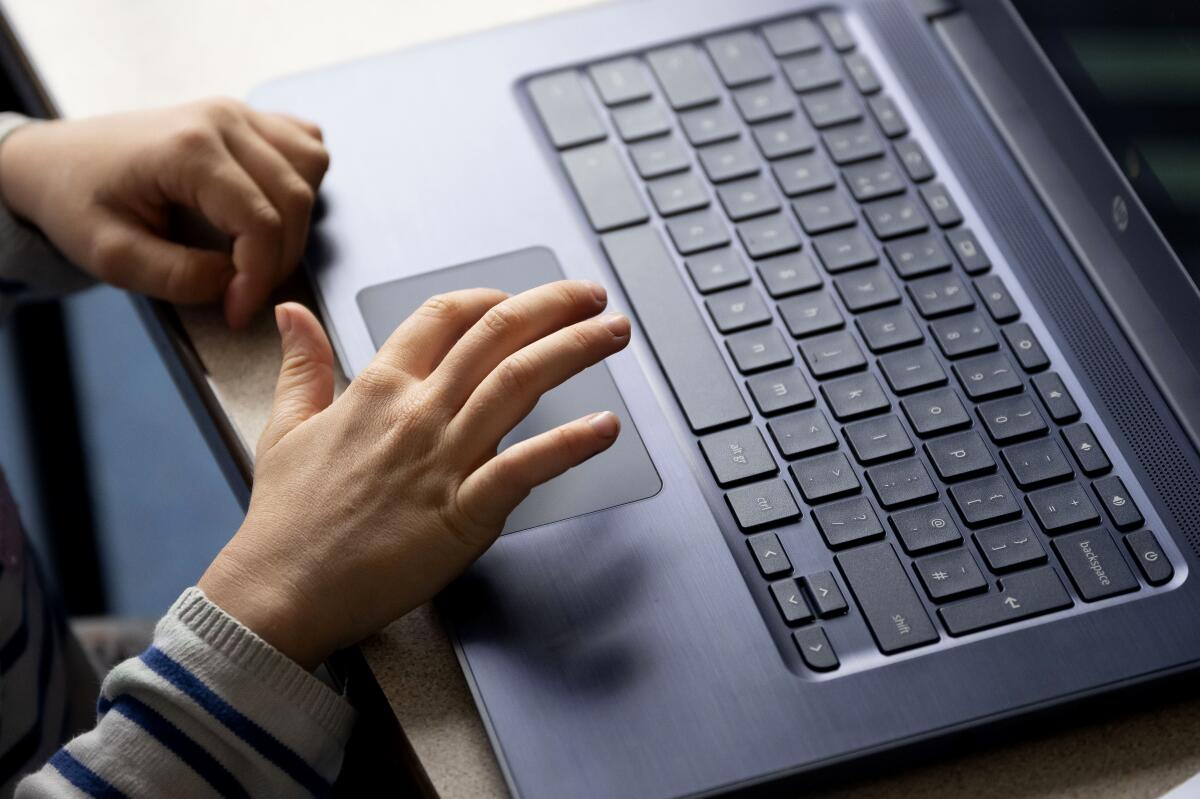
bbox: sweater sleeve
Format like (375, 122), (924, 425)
(0, 112), (94, 321)
(15, 588), (356, 798)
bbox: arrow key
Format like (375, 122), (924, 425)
(770, 578), (815, 625)
(793, 626), (839, 671)
(802, 570), (849, 617)
(748, 532), (793, 578)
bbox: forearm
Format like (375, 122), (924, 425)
(16, 588), (355, 798)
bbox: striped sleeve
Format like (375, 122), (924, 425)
(16, 588), (356, 798)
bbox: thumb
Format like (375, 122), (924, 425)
(257, 302), (335, 459)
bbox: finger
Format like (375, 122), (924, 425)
(87, 215), (234, 303)
(372, 287), (509, 378)
(429, 280), (608, 410)
(246, 110), (330, 188)
(257, 302), (335, 459)
(449, 312), (630, 454)
(455, 411), (620, 533)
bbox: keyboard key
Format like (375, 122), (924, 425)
(1003, 323), (1049, 372)
(1054, 528), (1138, 601)
(792, 190), (856, 234)
(856, 306), (923, 353)
(757, 251), (822, 297)
(587, 58), (652, 106)
(762, 17), (823, 56)
(879, 347), (947, 394)
(908, 272), (973, 318)
(778, 292), (844, 338)
(647, 44), (721, 110)
(802, 87), (862, 128)
(925, 430), (996, 481)
(818, 10), (856, 51)
(726, 479), (801, 531)
(628, 135), (691, 179)
(790, 451), (861, 503)
(814, 496), (884, 548)
(823, 121), (884, 165)
(803, 571), (849, 617)
(1002, 438), (1072, 489)
(1093, 475), (1143, 530)
(949, 475), (1022, 527)
(717, 176), (781, 221)
(864, 194), (927, 239)
(844, 414), (914, 464)
(698, 139), (760, 182)
(813, 228), (878, 273)
(704, 32), (774, 87)
(901, 387), (970, 437)
(978, 394), (1047, 443)
(1032, 372), (1080, 423)
(821, 372), (889, 421)
(648, 171), (709, 216)
(919, 182), (962, 227)
(772, 152), (837, 196)
(836, 542), (939, 654)
(1062, 423), (1111, 476)
(706, 285), (771, 332)
(528, 70), (606, 149)
(894, 138), (935, 182)
(843, 156), (907, 201)
(974, 520), (1046, 572)
(782, 51), (842, 93)
(737, 214), (803, 258)
(953, 352), (1022, 401)
(843, 52), (881, 94)
(891, 502), (962, 554)
(798, 330), (867, 377)
(685, 248), (750, 294)
(770, 408), (838, 458)
(884, 232), (953, 278)
(748, 366), (815, 415)
(914, 548), (986, 601)
(727, 327), (793, 373)
(834, 266), (900, 312)
(748, 532), (792, 577)
(1125, 530), (1173, 585)
(1027, 481), (1099, 533)
(939, 567), (1072, 636)
(866, 458), (937, 509)
(601, 227), (750, 432)
(930, 311), (996, 358)
(793, 627), (839, 671)
(946, 228), (990, 274)
(975, 274), (1020, 322)
(771, 578), (815, 625)
(561, 143), (649, 231)
(867, 95), (908, 137)
(666, 209), (730, 254)
(679, 103), (741, 145)
(753, 117), (818, 159)
(733, 81), (795, 123)
(612, 100), (671, 142)
(700, 425), (778, 486)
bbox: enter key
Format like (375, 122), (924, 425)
(939, 567), (1073, 636)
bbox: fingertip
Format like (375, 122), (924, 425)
(587, 411), (620, 439)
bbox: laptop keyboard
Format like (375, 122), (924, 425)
(527, 9), (1173, 673)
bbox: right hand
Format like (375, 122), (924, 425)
(198, 280), (631, 669)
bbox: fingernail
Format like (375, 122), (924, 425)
(599, 312), (630, 338)
(588, 411), (620, 438)
(275, 304), (292, 337)
(585, 280), (607, 304)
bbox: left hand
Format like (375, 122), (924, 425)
(0, 98), (329, 329)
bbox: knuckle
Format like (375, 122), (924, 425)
(495, 352), (536, 394)
(166, 124), (216, 158)
(303, 141), (331, 174)
(352, 364), (403, 397)
(202, 97), (244, 124)
(283, 179), (316, 214)
(247, 203), (284, 236)
(416, 293), (460, 322)
(566, 323), (595, 352)
(481, 302), (523, 339)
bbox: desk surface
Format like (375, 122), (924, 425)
(3, 2), (1199, 796)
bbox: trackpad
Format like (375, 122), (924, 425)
(357, 247), (661, 534)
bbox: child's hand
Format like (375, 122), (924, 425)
(198, 280), (631, 669)
(0, 99), (328, 329)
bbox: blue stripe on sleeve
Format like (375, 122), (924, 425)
(96, 695), (113, 717)
(49, 749), (128, 799)
(139, 646), (331, 797)
(109, 694), (250, 799)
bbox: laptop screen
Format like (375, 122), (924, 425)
(1011, 0), (1200, 290)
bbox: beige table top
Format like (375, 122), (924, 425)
(3, 2), (1200, 796)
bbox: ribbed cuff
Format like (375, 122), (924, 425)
(168, 587), (357, 740)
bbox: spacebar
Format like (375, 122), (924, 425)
(836, 543), (939, 654)
(601, 226), (750, 433)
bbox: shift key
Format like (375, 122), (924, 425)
(562, 143), (650, 232)
(836, 542), (939, 653)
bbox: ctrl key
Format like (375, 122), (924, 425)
(793, 627), (839, 672)
(939, 567), (1072, 636)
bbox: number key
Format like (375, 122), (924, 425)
(908, 272), (973, 318)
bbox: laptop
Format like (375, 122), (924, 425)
(251, 0), (1200, 796)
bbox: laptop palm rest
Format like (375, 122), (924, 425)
(356, 246), (661, 534)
